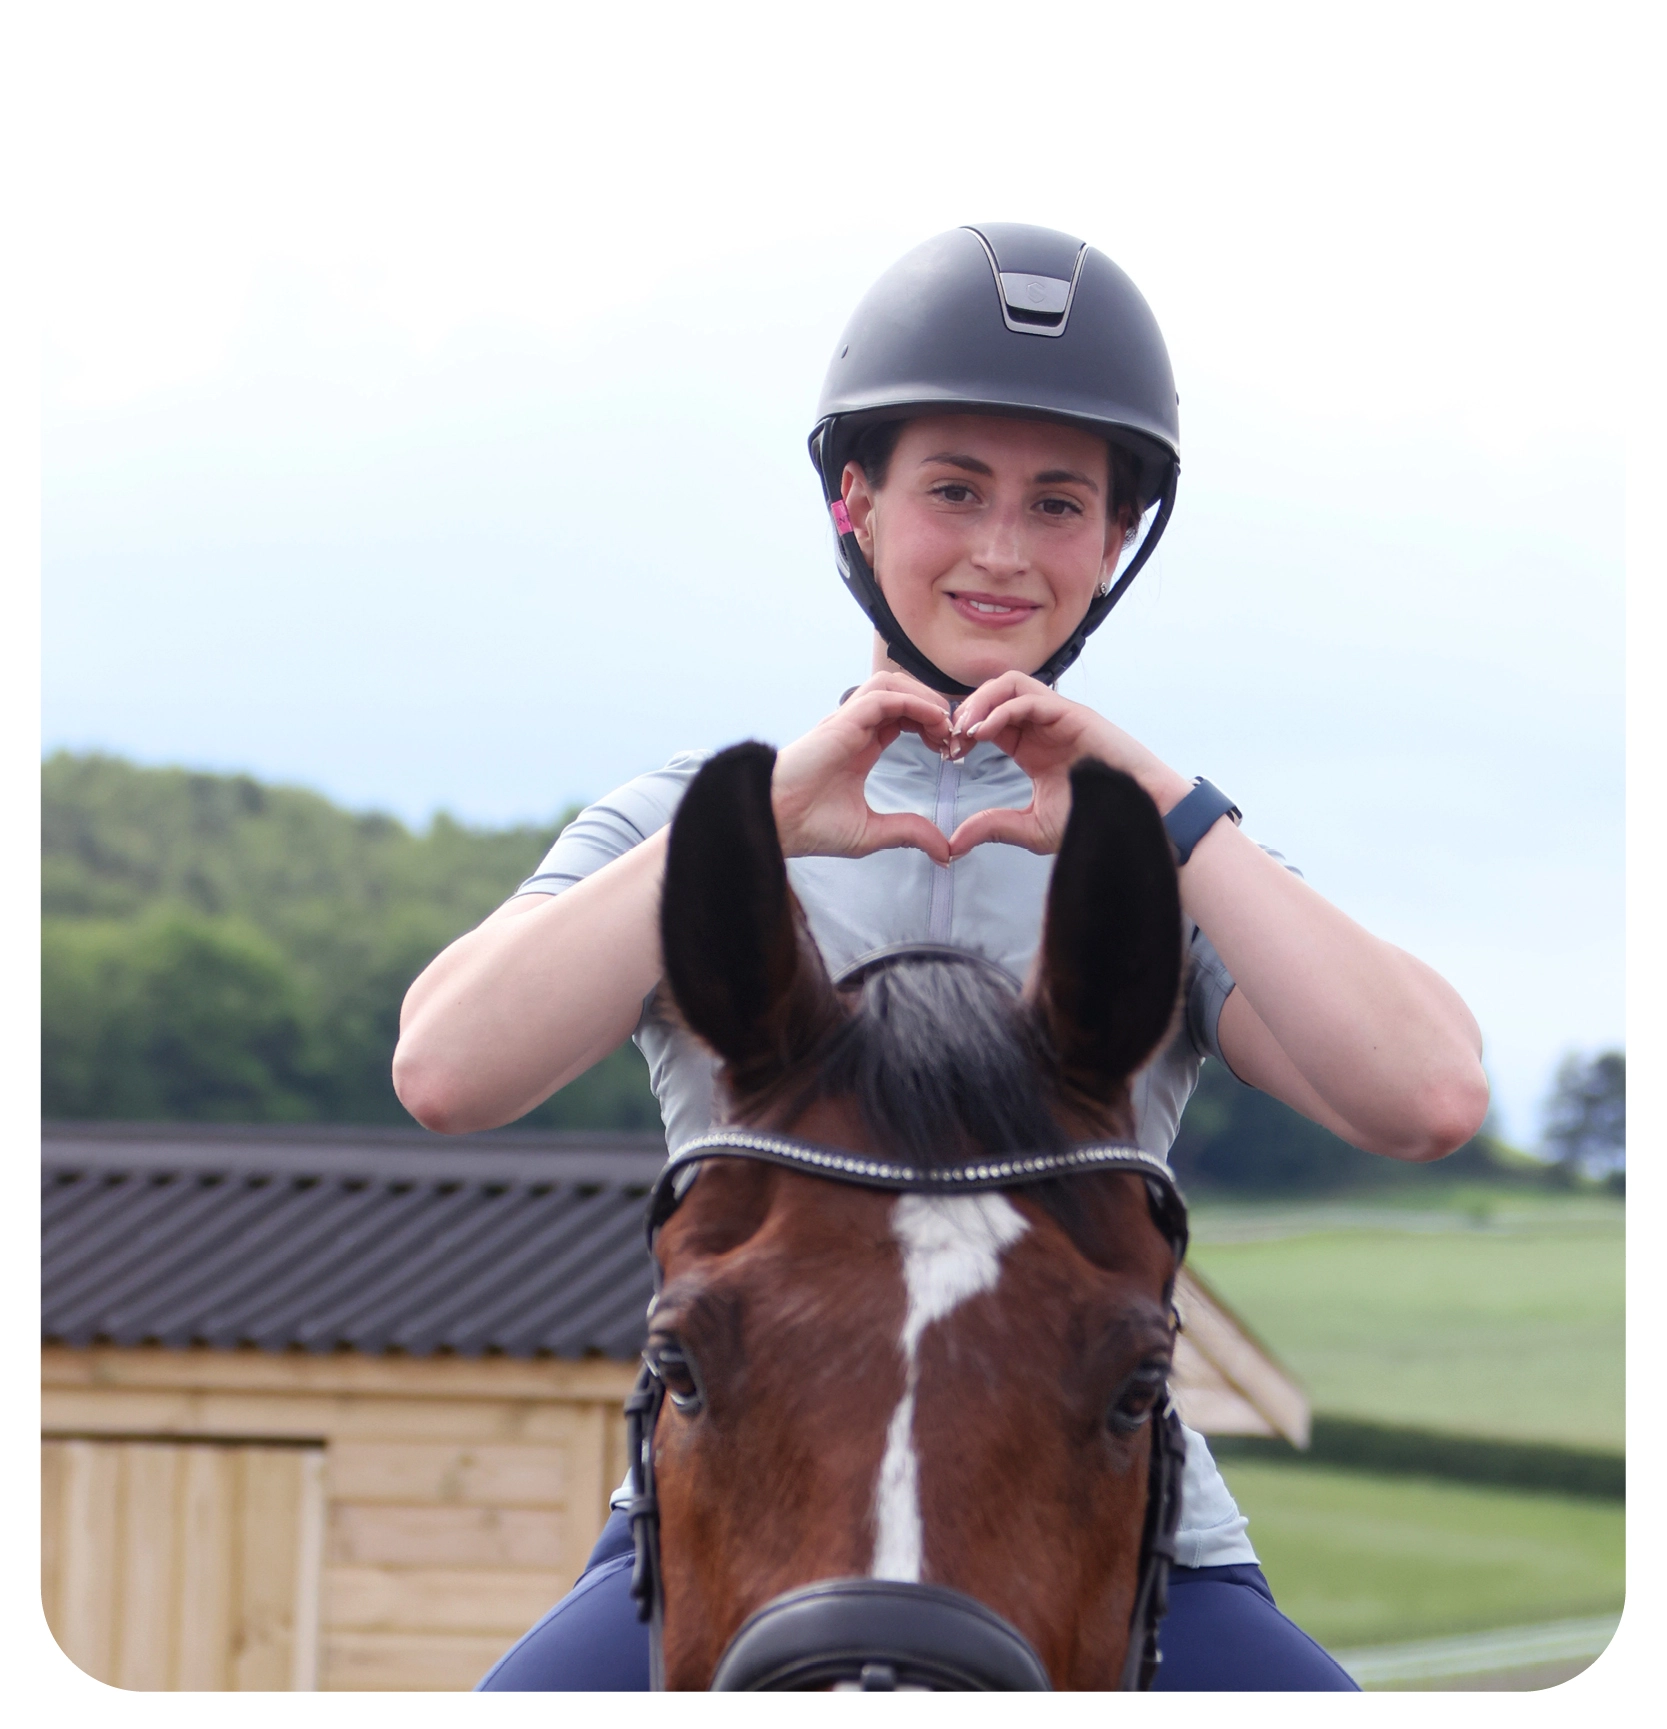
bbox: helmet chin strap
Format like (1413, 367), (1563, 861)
(827, 466), (1179, 701)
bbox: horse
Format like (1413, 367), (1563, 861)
(627, 741), (1191, 1690)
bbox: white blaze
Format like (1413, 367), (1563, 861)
(869, 1193), (1030, 1582)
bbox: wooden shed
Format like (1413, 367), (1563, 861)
(41, 1123), (1307, 1691)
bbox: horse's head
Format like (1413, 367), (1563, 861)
(646, 743), (1186, 1689)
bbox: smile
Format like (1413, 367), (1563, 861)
(948, 591), (1041, 628)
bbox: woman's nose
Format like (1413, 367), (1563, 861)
(969, 505), (1027, 576)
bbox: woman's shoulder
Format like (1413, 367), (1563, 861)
(586, 749), (714, 829)
(516, 750), (712, 897)
(618, 748), (712, 812)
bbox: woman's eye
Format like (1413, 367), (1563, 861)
(647, 1338), (704, 1414)
(1107, 1366), (1168, 1435)
(1036, 496), (1083, 517)
(932, 483), (976, 504)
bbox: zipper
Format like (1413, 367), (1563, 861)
(927, 755), (959, 943)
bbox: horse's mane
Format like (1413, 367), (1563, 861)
(773, 955), (1073, 1169)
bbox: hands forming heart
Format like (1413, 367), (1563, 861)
(771, 671), (1192, 865)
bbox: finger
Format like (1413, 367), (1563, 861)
(844, 690), (956, 743)
(858, 811), (952, 866)
(881, 667), (954, 705)
(957, 693), (1058, 750)
(846, 687), (954, 727)
(889, 710), (952, 744)
(951, 672), (1046, 734)
(946, 806), (1052, 858)
(854, 670), (953, 713)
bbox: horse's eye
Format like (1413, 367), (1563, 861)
(646, 1336), (704, 1415)
(1107, 1364), (1168, 1436)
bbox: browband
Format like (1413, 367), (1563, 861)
(647, 1129), (1189, 1261)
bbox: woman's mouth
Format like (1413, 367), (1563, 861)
(947, 591), (1041, 629)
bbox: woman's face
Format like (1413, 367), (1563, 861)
(840, 414), (1125, 689)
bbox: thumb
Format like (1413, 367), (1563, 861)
(859, 811), (952, 866)
(947, 806), (1047, 859)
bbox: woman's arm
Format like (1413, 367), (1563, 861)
(393, 677), (954, 1134)
(394, 830), (670, 1134)
(1180, 822), (1487, 1160)
(945, 674), (1489, 1162)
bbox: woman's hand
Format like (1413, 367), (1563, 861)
(773, 672), (957, 863)
(944, 673), (1192, 857)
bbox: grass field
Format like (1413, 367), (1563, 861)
(1180, 1192), (1625, 1654)
(1187, 1193), (1624, 1448)
(1219, 1459), (1626, 1649)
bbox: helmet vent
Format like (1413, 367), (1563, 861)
(964, 226), (1087, 339)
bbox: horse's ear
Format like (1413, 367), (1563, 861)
(660, 741), (838, 1091)
(1036, 759), (1183, 1101)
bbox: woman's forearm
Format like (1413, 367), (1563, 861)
(1181, 817), (1488, 1160)
(393, 829), (669, 1134)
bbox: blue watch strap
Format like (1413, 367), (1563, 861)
(1163, 778), (1242, 866)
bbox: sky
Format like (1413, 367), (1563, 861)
(36, 2), (1633, 1148)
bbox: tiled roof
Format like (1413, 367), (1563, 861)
(41, 1123), (664, 1360)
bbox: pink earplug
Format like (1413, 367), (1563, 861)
(830, 500), (854, 536)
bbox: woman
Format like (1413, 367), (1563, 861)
(394, 224), (1489, 1691)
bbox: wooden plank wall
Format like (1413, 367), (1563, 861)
(42, 1348), (638, 1692)
(41, 1438), (324, 1689)
(41, 1293), (1303, 1692)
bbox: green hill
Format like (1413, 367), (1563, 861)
(41, 752), (659, 1128)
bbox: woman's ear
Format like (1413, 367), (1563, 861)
(840, 461), (879, 564)
(1100, 504), (1137, 585)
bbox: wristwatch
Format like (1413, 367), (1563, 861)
(1163, 778), (1242, 866)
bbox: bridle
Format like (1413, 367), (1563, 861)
(624, 1126), (1190, 1690)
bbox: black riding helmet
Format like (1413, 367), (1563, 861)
(808, 223), (1181, 697)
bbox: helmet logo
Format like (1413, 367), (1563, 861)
(998, 272), (1072, 326)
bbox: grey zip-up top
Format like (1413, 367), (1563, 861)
(517, 731), (1272, 1567)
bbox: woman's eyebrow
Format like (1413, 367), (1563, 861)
(1033, 467), (1100, 492)
(918, 453), (1100, 493)
(919, 452), (994, 476)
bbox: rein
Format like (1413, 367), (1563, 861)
(626, 1126), (1190, 1691)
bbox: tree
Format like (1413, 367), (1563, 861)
(1541, 1050), (1625, 1179)
(43, 911), (314, 1120)
(1169, 1056), (1536, 1196)
(42, 752), (662, 1129)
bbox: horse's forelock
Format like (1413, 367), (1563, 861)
(812, 957), (1070, 1169)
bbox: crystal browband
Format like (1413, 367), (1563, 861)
(646, 1129), (1188, 1258)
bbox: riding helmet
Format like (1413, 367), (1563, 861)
(808, 223), (1180, 696)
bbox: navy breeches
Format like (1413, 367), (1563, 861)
(476, 1509), (1359, 1692)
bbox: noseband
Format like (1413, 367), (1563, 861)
(626, 1126), (1189, 1691)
